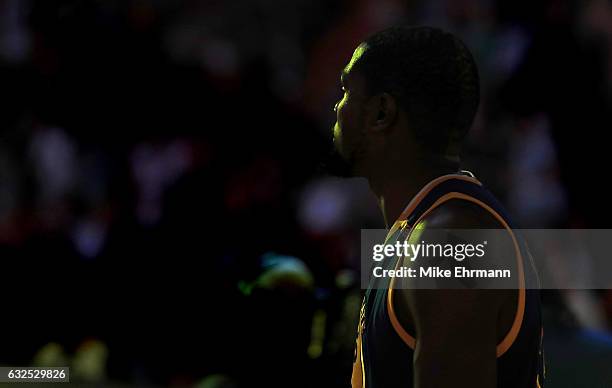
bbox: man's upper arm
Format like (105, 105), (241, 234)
(395, 200), (509, 388)
(405, 287), (498, 388)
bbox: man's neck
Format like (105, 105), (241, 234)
(371, 165), (458, 228)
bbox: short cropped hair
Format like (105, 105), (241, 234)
(353, 26), (480, 157)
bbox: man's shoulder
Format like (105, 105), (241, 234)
(395, 195), (513, 320)
(419, 196), (502, 229)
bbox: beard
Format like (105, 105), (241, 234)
(319, 141), (355, 178)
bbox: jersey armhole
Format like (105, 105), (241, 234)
(386, 192), (526, 358)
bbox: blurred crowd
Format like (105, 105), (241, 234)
(0, 0), (612, 386)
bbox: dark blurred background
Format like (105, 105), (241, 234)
(1, 0), (612, 386)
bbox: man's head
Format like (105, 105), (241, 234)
(330, 26), (480, 178)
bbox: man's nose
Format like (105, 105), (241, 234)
(334, 101), (339, 113)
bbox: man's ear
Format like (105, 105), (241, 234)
(367, 92), (397, 132)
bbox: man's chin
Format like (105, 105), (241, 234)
(319, 147), (355, 178)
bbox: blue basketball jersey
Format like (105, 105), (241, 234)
(351, 173), (545, 388)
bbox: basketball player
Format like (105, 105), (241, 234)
(328, 26), (544, 387)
